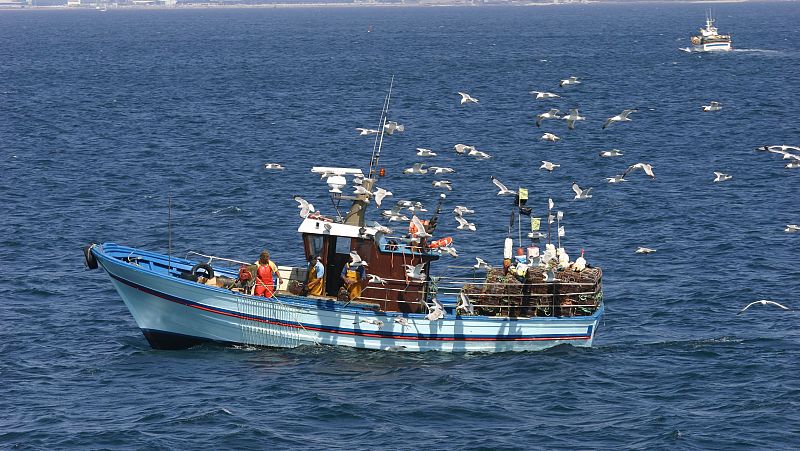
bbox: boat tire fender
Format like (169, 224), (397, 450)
(83, 244), (99, 270)
(191, 263), (214, 279)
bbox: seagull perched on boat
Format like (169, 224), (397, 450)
(468, 148), (491, 159)
(785, 224), (800, 233)
(359, 318), (384, 327)
(530, 91), (561, 100)
(410, 215), (431, 239)
(264, 163), (285, 170)
(702, 101), (722, 112)
(416, 148), (437, 157)
(635, 247), (656, 254)
(383, 121), (405, 135)
(737, 299), (792, 315)
(599, 149), (624, 157)
(403, 163), (428, 175)
(453, 205), (475, 216)
(454, 143), (476, 154)
(355, 128), (380, 136)
(432, 180), (453, 191)
(573, 249), (587, 272)
(473, 257), (491, 270)
(458, 91), (479, 105)
(622, 162), (656, 180)
(540, 161), (560, 172)
(429, 166), (455, 175)
(572, 182), (593, 200)
(541, 132), (561, 142)
(372, 187), (392, 207)
(293, 196), (315, 218)
(367, 274), (387, 285)
(457, 292), (475, 315)
(602, 109), (638, 129)
(491, 176), (517, 196)
(535, 109), (561, 128)
(455, 215), (476, 231)
(404, 263), (426, 281)
(349, 250), (368, 268)
(562, 109), (585, 130)
(394, 317), (410, 327)
(559, 76), (581, 87)
(713, 172), (733, 182)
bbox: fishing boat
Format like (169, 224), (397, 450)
(690, 12), (732, 52)
(84, 83), (605, 353)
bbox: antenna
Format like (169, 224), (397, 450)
(167, 194), (172, 271)
(368, 75), (395, 180)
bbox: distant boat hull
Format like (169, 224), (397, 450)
(92, 243), (603, 352)
(693, 41), (732, 52)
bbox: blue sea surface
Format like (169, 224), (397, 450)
(1, 3), (799, 448)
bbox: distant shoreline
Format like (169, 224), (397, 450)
(0, 0), (761, 11)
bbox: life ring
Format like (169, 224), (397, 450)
(428, 236), (453, 248)
(191, 263), (214, 279)
(83, 244), (98, 269)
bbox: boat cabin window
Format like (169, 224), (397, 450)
(305, 234), (324, 260)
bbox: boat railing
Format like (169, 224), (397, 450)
(185, 251), (250, 267)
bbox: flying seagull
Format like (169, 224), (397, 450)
(562, 109), (585, 130)
(355, 128), (380, 136)
(453, 205), (475, 216)
(702, 101), (722, 112)
(559, 76), (581, 87)
(535, 109), (561, 128)
(383, 121), (405, 135)
(373, 187), (393, 207)
(416, 148), (437, 157)
(599, 149), (624, 157)
(430, 166), (455, 174)
(635, 247), (656, 254)
(603, 109), (638, 129)
(349, 250), (368, 268)
(293, 196), (315, 218)
(572, 181), (593, 200)
(737, 299), (792, 315)
(713, 172), (733, 182)
(541, 132), (561, 142)
(455, 215), (477, 231)
(404, 263), (427, 281)
(473, 257), (490, 270)
(367, 274), (387, 285)
(458, 92), (479, 105)
(468, 149), (491, 159)
(491, 176), (517, 196)
(606, 174), (627, 184)
(622, 162), (656, 179)
(403, 163), (428, 175)
(454, 143), (476, 154)
(264, 163), (285, 170)
(785, 224), (800, 233)
(530, 91), (561, 100)
(540, 161), (560, 172)
(432, 180), (453, 191)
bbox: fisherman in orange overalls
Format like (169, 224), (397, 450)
(255, 250), (283, 298)
(340, 255), (367, 301)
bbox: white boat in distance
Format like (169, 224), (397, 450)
(84, 82), (604, 353)
(691, 12), (732, 52)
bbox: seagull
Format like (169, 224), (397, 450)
(622, 162), (656, 179)
(468, 148), (491, 159)
(358, 318), (385, 327)
(404, 263), (426, 281)
(535, 109), (561, 128)
(416, 148), (437, 157)
(559, 76), (581, 87)
(432, 180), (453, 191)
(455, 215), (477, 231)
(713, 172), (733, 182)
(603, 109), (638, 129)
(394, 317), (410, 327)
(453, 205), (475, 215)
(457, 292), (475, 315)
(572, 181), (593, 200)
(573, 249), (586, 272)
(737, 299), (792, 315)
(440, 245), (459, 257)
(606, 174), (627, 183)
(403, 163), (428, 175)
(458, 92), (479, 105)
(355, 128), (380, 136)
(702, 101), (722, 112)
(562, 108), (585, 130)
(349, 250), (368, 268)
(410, 215), (431, 238)
(367, 274), (387, 285)
(541, 132), (561, 142)
(542, 269), (558, 282)
(635, 247), (656, 254)
(293, 196), (315, 218)
(599, 149), (624, 157)
(530, 91), (561, 100)
(787, 161), (800, 169)
(369, 221), (393, 234)
(491, 176), (517, 196)
(540, 161), (560, 172)
(373, 187), (393, 207)
(473, 257), (491, 270)
(353, 185), (371, 196)
(430, 166), (455, 174)
(264, 163), (284, 170)
(386, 213), (410, 222)
(454, 143), (476, 154)
(785, 224), (800, 233)
(383, 121), (405, 135)
(426, 299), (445, 321)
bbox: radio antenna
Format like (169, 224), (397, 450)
(368, 75), (394, 180)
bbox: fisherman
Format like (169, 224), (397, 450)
(305, 255), (325, 296)
(341, 254), (367, 301)
(254, 250), (283, 298)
